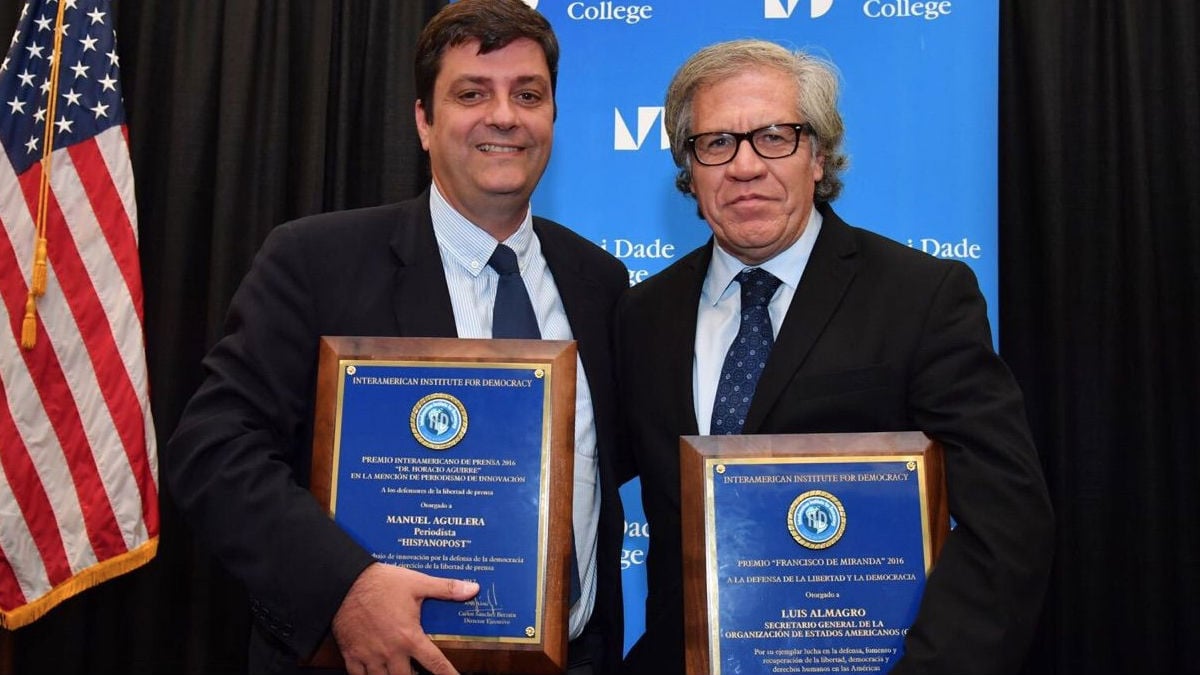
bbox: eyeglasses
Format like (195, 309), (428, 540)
(686, 123), (814, 166)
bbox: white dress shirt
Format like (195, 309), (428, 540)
(430, 184), (598, 639)
(693, 207), (823, 434)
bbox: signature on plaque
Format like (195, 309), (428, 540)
(463, 583), (502, 617)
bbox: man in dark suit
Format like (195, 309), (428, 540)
(165, 2), (626, 674)
(617, 39), (1053, 675)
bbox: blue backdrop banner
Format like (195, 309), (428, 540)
(465, 0), (998, 654)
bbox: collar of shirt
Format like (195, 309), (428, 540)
(425, 185), (599, 638)
(702, 205), (824, 307)
(693, 206), (823, 434)
(428, 181), (537, 278)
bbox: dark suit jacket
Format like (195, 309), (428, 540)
(166, 190), (627, 674)
(616, 204), (1053, 675)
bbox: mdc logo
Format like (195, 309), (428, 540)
(614, 107), (669, 151)
(765, 0), (834, 19)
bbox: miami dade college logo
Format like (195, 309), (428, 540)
(614, 106), (669, 151)
(765, 0), (834, 18)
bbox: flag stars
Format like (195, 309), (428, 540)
(1, 0), (157, 594)
(6, 2), (127, 175)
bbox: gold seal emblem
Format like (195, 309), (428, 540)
(787, 490), (847, 550)
(409, 393), (468, 450)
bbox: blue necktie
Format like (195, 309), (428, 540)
(488, 244), (541, 339)
(711, 268), (782, 435)
(487, 244), (581, 605)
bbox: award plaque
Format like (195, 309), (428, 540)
(306, 336), (577, 674)
(680, 432), (949, 675)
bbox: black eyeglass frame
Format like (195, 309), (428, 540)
(685, 122), (815, 166)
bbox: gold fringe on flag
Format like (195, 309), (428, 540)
(0, 538), (159, 630)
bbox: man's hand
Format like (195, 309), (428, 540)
(332, 562), (480, 675)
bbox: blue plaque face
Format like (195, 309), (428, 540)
(330, 362), (553, 643)
(705, 457), (934, 674)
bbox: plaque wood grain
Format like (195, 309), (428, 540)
(305, 336), (577, 674)
(679, 431), (948, 675)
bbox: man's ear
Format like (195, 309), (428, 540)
(415, 99), (431, 151)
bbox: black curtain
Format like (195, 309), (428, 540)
(1, 1), (443, 673)
(1, 0), (1197, 673)
(1000, 2), (1199, 673)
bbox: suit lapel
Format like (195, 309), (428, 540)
(388, 190), (458, 338)
(743, 206), (859, 433)
(537, 220), (607, 368)
(660, 244), (711, 437)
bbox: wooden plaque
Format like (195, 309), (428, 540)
(306, 336), (576, 674)
(680, 432), (949, 675)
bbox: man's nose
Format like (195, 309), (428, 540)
(486, 96), (518, 128)
(726, 137), (767, 178)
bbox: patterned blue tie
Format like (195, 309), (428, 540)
(711, 268), (782, 435)
(487, 244), (581, 605)
(488, 244), (541, 339)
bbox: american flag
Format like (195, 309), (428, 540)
(0, 0), (158, 628)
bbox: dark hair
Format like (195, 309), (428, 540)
(415, 0), (559, 123)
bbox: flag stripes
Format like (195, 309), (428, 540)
(2, 0), (158, 628)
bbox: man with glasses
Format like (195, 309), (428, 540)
(616, 39), (1053, 674)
